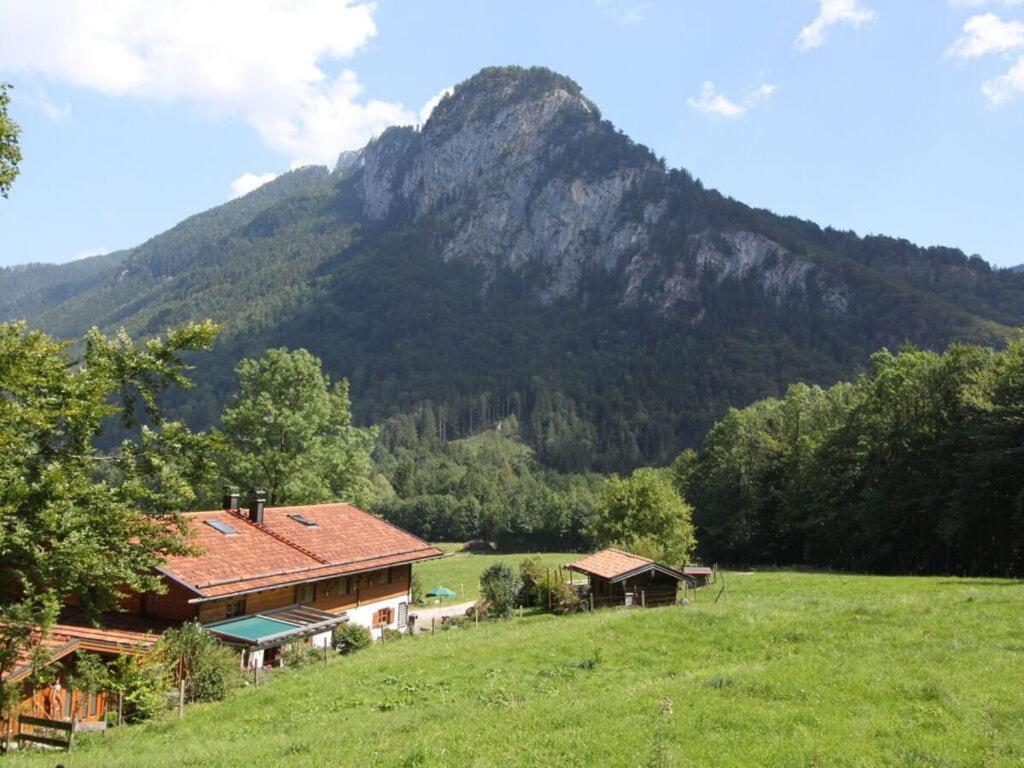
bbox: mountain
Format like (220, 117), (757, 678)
(4, 66), (1024, 471)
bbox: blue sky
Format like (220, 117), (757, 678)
(1, 0), (1022, 268)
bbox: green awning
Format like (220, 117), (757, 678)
(205, 606), (347, 648)
(208, 615), (299, 643)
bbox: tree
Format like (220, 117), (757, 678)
(479, 563), (522, 618)
(0, 82), (20, 197)
(592, 468), (696, 566)
(219, 348), (376, 506)
(0, 320), (218, 718)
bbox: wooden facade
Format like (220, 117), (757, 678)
(567, 548), (688, 608)
(2, 626), (155, 742)
(131, 565), (412, 625)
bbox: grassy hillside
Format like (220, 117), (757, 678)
(11, 572), (1023, 767)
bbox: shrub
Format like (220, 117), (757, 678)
(518, 557), (544, 606)
(551, 580), (582, 615)
(281, 643), (327, 668)
(382, 627), (404, 642)
(187, 644), (241, 701)
(156, 622), (241, 704)
(461, 539), (495, 553)
(108, 654), (168, 724)
(479, 563), (522, 618)
(441, 616), (467, 631)
(333, 623), (373, 653)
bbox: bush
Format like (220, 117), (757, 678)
(479, 563), (522, 618)
(518, 557), (545, 606)
(108, 654), (167, 724)
(187, 644), (241, 701)
(441, 616), (467, 631)
(382, 627), (404, 642)
(333, 623), (373, 653)
(281, 643), (328, 668)
(156, 622), (241, 704)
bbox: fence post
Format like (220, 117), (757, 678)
(589, 592), (595, 612)
(178, 678), (185, 718)
(118, 691), (124, 725)
(641, 590), (646, 608)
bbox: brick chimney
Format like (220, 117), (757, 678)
(248, 490), (266, 525)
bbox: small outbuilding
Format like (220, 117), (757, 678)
(567, 548), (689, 608)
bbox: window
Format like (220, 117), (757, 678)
(338, 576), (350, 595)
(205, 519), (237, 535)
(287, 513), (318, 527)
(295, 584), (315, 604)
(373, 607), (394, 628)
(379, 568), (391, 585)
(225, 599), (246, 618)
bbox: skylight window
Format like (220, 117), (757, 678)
(206, 519), (238, 535)
(288, 513), (318, 527)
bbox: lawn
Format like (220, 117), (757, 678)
(9, 572), (1024, 767)
(412, 547), (579, 605)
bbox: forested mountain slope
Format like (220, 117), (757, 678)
(4, 66), (1023, 470)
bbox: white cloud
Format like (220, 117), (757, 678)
(945, 12), (1024, 106)
(947, 13), (1024, 58)
(687, 81), (777, 118)
(796, 0), (877, 51)
(70, 246), (110, 261)
(418, 87), (455, 126)
(229, 171), (279, 199)
(0, 1), (416, 167)
(595, 0), (652, 25)
(19, 85), (71, 120)
(982, 54), (1024, 103)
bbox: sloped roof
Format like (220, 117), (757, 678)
(567, 548), (687, 582)
(3, 623), (158, 683)
(159, 503), (444, 602)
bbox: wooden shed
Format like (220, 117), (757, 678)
(567, 549), (688, 608)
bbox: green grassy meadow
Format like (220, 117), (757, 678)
(412, 546), (579, 605)
(10, 571), (1024, 767)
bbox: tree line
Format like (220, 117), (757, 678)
(683, 341), (1024, 576)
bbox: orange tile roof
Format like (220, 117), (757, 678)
(3, 623), (157, 683)
(160, 503), (444, 601)
(567, 548), (658, 579)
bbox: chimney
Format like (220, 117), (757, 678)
(222, 486), (240, 514)
(248, 490), (266, 525)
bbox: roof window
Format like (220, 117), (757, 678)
(288, 513), (318, 527)
(206, 519), (238, 536)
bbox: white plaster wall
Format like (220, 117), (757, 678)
(310, 629), (333, 648)
(346, 592), (410, 639)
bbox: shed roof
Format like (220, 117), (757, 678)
(2, 623), (158, 684)
(205, 605), (346, 648)
(567, 548), (687, 583)
(159, 503), (444, 602)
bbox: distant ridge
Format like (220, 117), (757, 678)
(4, 66), (1024, 470)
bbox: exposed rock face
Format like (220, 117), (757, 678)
(341, 67), (851, 318)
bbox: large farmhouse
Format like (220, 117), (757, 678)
(131, 491), (444, 667)
(3, 492), (442, 735)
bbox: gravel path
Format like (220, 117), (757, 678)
(407, 600), (477, 633)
